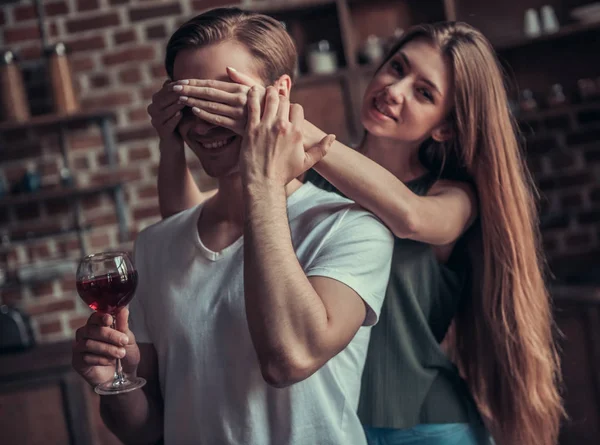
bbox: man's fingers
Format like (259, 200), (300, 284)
(114, 307), (130, 335)
(290, 103), (304, 127)
(246, 86), (261, 129)
(305, 134), (336, 168)
(262, 86), (279, 124)
(87, 311), (113, 327)
(83, 324), (129, 346)
(163, 110), (182, 132)
(81, 353), (116, 367)
(160, 102), (186, 124)
(75, 337), (127, 359)
(152, 87), (181, 109)
(277, 95), (290, 123)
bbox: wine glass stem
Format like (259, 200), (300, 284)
(112, 319), (127, 384)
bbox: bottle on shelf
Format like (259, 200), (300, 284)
(46, 43), (79, 115)
(524, 8), (542, 38)
(0, 51), (30, 123)
(547, 84), (568, 107)
(519, 89), (539, 112)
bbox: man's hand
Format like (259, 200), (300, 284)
(240, 86), (335, 187)
(72, 307), (141, 387)
(147, 81), (186, 152)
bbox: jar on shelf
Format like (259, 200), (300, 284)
(306, 40), (338, 75)
(358, 35), (385, 66)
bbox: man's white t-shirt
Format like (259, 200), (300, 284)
(129, 182), (393, 445)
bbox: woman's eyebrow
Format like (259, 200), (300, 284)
(400, 52), (442, 96)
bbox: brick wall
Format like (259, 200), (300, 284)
(0, 0), (226, 343)
(0, 0), (599, 344)
(522, 103), (600, 282)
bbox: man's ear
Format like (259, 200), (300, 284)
(273, 74), (292, 97)
(431, 122), (453, 143)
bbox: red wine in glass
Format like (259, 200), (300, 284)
(77, 271), (138, 313)
(76, 251), (146, 395)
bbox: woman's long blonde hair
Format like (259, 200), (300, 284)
(384, 22), (564, 445)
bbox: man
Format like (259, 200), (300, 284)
(72, 8), (393, 445)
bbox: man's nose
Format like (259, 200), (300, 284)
(191, 118), (216, 136)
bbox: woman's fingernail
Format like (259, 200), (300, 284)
(118, 349), (126, 358)
(178, 96), (188, 102)
(227, 66), (237, 72)
(173, 85), (183, 92)
(121, 336), (129, 345)
(192, 107), (201, 114)
(178, 80), (190, 85)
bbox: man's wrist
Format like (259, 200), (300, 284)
(243, 177), (284, 200)
(158, 138), (185, 156)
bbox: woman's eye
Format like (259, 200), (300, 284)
(390, 60), (404, 76)
(418, 88), (434, 103)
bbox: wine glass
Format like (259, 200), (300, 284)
(76, 251), (146, 395)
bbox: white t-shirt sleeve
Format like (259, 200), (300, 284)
(305, 206), (394, 326)
(128, 236), (152, 344)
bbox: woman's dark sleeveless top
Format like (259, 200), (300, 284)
(305, 169), (479, 429)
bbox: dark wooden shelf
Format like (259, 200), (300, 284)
(295, 63), (381, 86)
(517, 100), (600, 122)
(0, 224), (91, 250)
(0, 269), (75, 292)
(295, 69), (348, 86)
(0, 182), (121, 208)
(551, 284), (600, 304)
(0, 109), (116, 133)
(494, 21), (600, 52)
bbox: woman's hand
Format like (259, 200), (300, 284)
(240, 86), (335, 187)
(172, 67), (266, 135)
(147, 81), (186, 151)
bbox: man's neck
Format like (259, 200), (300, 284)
(208, 174), (303, 223)
(197, 174), (303, 252)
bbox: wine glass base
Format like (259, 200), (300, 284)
(94, 376), (147, 396)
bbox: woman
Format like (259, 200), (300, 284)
(148, 16), (563, 445)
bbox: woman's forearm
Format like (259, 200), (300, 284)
(302, 120), (419, 238)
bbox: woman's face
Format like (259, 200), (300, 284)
(361, 38), (454, 146)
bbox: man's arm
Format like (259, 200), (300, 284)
(100, 343), (164, 444)
(72, 308), (163, 445)
(243, 182), (392, 387)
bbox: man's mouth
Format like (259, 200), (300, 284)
(196, 135), (237, 151)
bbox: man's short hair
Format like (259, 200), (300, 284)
(165, 7), (298, 85)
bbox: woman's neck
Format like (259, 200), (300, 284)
(360, 133), (428, 183)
